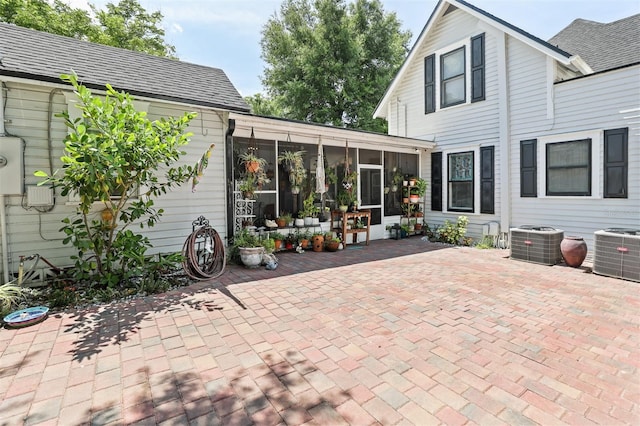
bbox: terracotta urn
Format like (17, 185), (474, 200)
(560, 236), (588, 267)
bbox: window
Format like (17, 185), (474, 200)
(448, 151), (474, 211)
(441, 47), (466, 108)
(424, 33), (485, 114)
(546, 139), (591, 196)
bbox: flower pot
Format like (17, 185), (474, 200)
(291, 186), (300, 195)
(294, 218), (304, 227)
(304, 217), (313, 226)
(276, 218), (287, 228)
(325, 240), (340, 252)
(312, 235), (324, 252)
(273, 239), (282, 251)
(409, 195), (420, 203)
(239, 247), (264, 268)
(311, 217), (320, 226)
(300, 239), (309, 249)
(339, 205), (348, 213)
(245, 161), (261, 173)
(560, 236), (588, 267)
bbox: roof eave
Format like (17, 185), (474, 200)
(0, 70), (251, 113)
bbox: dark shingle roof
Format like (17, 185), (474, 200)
(548, 14), (640, 72)
(0, 22), (250, 112)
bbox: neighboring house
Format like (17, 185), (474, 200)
(0, 22), (436, 283)
(374, 0), (640, 252)
(0, 22), (250, 283)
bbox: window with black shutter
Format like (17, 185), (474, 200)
(520, 139), (537, 197)
(480, 146), (494, 213)
(424, 54), (435, 114)
(604, 128), (628, 198)
(431, 152), (442, 211)
(471, 33), (485, 103)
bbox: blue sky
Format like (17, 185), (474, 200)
(71, 0), (640, 96)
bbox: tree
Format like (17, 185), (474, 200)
(260, 0), (411, 132)
(36, 73), (199, 286)
(91, 0), (176, 58)
(244, 93), (285, 117)
(0, 0), (175, 57)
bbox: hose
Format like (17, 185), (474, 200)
(182, 226), (226, 280)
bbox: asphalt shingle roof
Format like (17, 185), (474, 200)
(0, 22), (250, 112)
(548, 14), (640, 73)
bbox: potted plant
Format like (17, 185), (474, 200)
(238, 151), (270, 199)
(311, 232), (325, 252)
(298, 230), (311, 249)
(231, 228), (264, 268)
(278, 150), (306, 194)
(276, 212), (291, 228)
(302, 193), (319, 225)
(294, 211), (305, 227)
(270, 232), (285, 251)
(284, 233), (296, 250)
(325, 233), (341, 252)
(391, 168), (403, 192)
(336, 190), (351, 212)
(239, 150), (267, 173)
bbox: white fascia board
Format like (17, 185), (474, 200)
(230, 113), (435, 151)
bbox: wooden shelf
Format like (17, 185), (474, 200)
(331, 209), (371, 246)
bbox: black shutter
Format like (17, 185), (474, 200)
(471, 33), (485, 103)
(520, 139), (537, 197)
(604, 128), (628, 198)
(480, 146), (494, 214)
(424, 54), (435, 114)
(431, 152), (442, 211)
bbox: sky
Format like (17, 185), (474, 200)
(69, 0), (640, 96)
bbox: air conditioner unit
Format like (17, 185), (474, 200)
(593, 229), (640, 282)
(510, 226), (564, 265)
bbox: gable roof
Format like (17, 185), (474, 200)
(374, 0), (592, 119)
(548, 14), (640, 73)
(0, 22), (250, 112)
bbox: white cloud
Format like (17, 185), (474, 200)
(170, 23), (183, 33)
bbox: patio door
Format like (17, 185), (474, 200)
(358, 165), (384, 240)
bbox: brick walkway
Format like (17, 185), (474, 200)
(1, 239), (638, 425)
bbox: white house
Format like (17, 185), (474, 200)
(374, 0), (640, 253)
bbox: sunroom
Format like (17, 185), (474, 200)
(227, 113), (435, 242)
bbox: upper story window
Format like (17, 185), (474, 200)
(441, 47), (466, 108)
(425, 33), (485, 114)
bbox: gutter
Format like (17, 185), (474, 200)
(0, 79), (8, 283)
(225, 119), (236, 242)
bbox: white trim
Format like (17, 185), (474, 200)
(537, 130), (602, 199)
(497, 32), (511, 233)
(441, 145), (482, 215)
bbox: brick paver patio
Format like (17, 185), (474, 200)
(1, 238), (638, 425)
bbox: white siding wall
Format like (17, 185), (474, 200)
(0, 81), (227, 280)
(508, 36), (640, 250)
(389, 8), (503, 240)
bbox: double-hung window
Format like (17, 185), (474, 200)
(441, 47), (466, 108)
(448, 151), (474, 211)
(545, 139), (591, 196)
(425, 33), (485, 114)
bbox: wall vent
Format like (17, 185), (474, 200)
(27, 185), (54, 207)
(510, 226), (564, 265)
(593, 229), (640, 282)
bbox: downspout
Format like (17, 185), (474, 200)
(0, 80), (9, 283)
(225, 119), (236, 243)
(497, 32), (512, 247)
